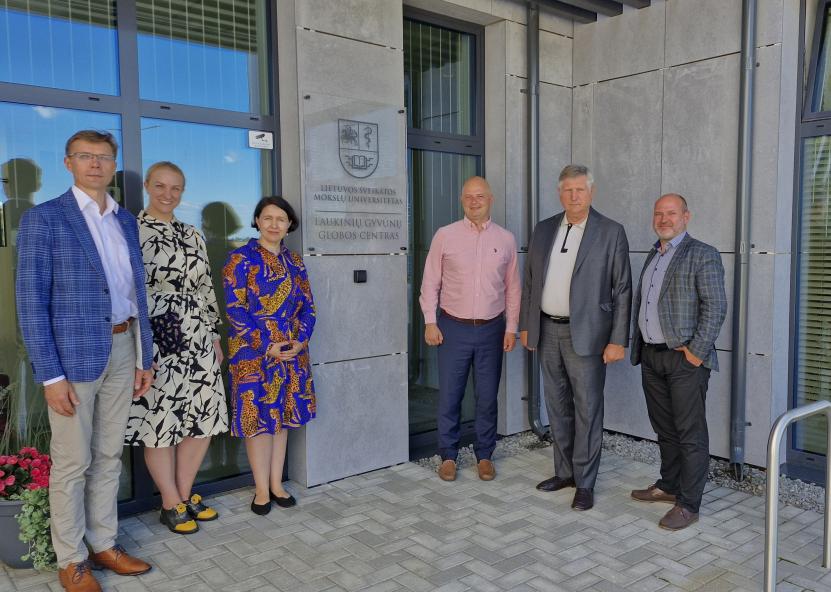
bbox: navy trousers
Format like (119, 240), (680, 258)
(436, 313), (505, 462)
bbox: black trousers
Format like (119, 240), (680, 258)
(640, 345), (711, 513)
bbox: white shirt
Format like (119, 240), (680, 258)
(540, 215), (586, 317)
(72, 186), (138, 324)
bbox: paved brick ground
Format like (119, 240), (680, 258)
(1, 446), (829, 591)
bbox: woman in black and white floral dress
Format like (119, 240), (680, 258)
(125, 161), (228, 534)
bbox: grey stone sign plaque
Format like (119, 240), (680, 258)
(302, 93), (407, 254)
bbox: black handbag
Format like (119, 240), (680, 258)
(149, 310), (186, 358)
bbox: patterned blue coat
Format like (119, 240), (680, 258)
(16, 189), (153, 383)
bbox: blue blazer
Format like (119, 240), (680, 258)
(16, 189), (153, 383)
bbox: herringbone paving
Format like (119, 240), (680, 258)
(1, 447), (828, 591)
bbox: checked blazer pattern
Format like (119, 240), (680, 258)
(630, 233), (727, 371)
(16, 189), (153, 383)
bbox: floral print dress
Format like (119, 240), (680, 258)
(125, 212), (228, 447)
(223, 239), (316, 437)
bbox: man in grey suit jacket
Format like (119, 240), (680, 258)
(630, 194), (726, 531)
(520, 164), (631, 511)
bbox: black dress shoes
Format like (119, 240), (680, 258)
(536, 476), (576, 492)
(571, 488), (594, 511)
(251, 495), (271, 515)
(270, 491), (297, 508)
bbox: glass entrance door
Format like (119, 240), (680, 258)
(403, 12), (483, 450)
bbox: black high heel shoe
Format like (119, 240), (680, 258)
(270, 491), (297, 508)
(251, 494), (272, 515)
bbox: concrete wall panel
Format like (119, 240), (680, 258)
(540, 82), (573, 217)
(589, 70), (663, 252)
(573, 3), (665, 85)
(745, 353), (773, 467)
(485, 20), (508, 221)
(500, 254), (529, 434)
(296, 29), (404, 105)
(750, 45), (782, 253)
(661, 54), (739, 252)
(746, 253), (775, 356)
(506, 20), (526, 78)
(665, 0), (741, 66)
(505, 76), (528, 246)
(666, 0), (784, 67)
(541, 31), (572, 87)
(296, 0), (403, 48)
(288, 354), (409, 486)
(571, 84), (593, 168)
(404, 0), (501, 26)
(306, 255), (407, 365)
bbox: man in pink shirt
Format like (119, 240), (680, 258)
(419, 176), (521, 482)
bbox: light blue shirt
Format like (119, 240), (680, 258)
(638, 232), (687, 344)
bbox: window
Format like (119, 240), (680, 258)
(791, 0), (831, 477)
(137, 0), (271, 113)
(0, 1), (119, 94)
(0, 0), (278, 511)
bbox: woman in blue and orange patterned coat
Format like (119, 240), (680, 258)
(223, 196), (316, 515)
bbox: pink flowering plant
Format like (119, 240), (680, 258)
(0, 447), (56, 569)
(0, 447), (50, 497)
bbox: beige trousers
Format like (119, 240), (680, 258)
(48, 326), (136, 567)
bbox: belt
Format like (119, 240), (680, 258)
(545, 315), (570, 324)
(642, 342), (668, 351)
(440, 309), (502, 326)
(112, 318), (134, 334)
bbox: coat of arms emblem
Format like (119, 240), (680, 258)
(338, 119), (379, 178)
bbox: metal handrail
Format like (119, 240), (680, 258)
(764, 400), (831, 591)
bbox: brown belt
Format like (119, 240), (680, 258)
(112, 318), (134, 334)
(440, 309), (502, 327)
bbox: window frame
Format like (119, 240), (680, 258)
(787, 0), (831, 482)
(404, 7), (485, 159)
(403, 8), (485, 453)
(0, 0), (280, 513)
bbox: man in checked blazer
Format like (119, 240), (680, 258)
(16, 130), (154, 591)
(629, 193), (727, 531)
(520, 164), (631, 512)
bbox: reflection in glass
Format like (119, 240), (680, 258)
(0, 1), (119, 94)
(795, 135), (831, 455)
(407, 149), (479, 435)
(404, 18), (474, 136)
(0, 102), (126, 493)
(814, 8), (831, 112)
(141, 118), (273, 482)
(137, 0), (270, 113)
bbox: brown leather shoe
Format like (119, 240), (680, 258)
(631, 484), (677, 504)
(89, 545), (151, 576)
(477, 459), (495, 481)
(659, 505), (699, 530)
(58, 561), (102, 592)
(438, 459), (456, 481)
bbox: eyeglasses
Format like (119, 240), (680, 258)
(67, 152), (117, 163)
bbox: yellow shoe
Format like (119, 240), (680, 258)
(185, 493), (218, 521)
(160, 502), (199, 534)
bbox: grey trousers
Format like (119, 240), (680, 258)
(539, 319), (606, 489)
(48, 326), (137, 567)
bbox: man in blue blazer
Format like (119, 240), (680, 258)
(629, 193), (727, 531)
(16, 130), (154, 591)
